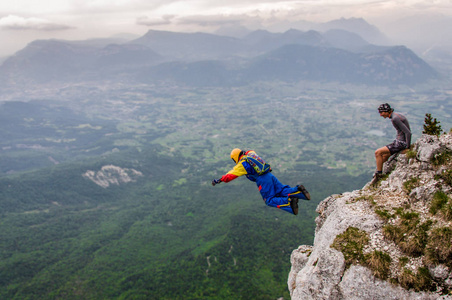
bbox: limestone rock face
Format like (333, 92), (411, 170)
(288, 134), (452, 300)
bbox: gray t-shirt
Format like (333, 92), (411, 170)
(390, 112), (411, 146)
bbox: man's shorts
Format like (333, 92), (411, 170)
(386, 140), (408, 155)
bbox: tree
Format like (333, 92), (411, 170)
(423, 113), (442, 136)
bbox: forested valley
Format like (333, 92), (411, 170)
(1, 81), (451, 299)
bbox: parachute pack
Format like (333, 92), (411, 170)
(244, 152), (271, 175)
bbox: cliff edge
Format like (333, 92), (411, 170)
(289, 133), (452, 299)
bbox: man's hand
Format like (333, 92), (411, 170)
(211, 179), (221, 186)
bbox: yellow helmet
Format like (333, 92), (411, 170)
(230, 148), (243, 164)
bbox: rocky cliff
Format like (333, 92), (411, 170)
(289, 133), (452, 299)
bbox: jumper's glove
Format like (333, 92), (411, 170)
(212, 179), (222, 186)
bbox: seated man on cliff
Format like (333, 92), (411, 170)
(211, 148), (310, 215)
(373, 103), (411, 181)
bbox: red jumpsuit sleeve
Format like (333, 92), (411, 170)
(220, 162), (248, 183)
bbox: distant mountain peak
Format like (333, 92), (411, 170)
(315, 17), (391, 45)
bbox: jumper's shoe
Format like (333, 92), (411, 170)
(290, 198), (299, 215)
(297, 184), (311, 200)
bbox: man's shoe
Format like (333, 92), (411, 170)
(371, 172), (384, 186)
(290, 198), (299, 215)
(297, 184), (311, 200)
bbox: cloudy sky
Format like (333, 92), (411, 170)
(0, 0), (451, 57)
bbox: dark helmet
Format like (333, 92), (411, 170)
(378, 103), (393, 113)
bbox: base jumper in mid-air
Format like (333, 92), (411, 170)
(211, 148), (310, 215)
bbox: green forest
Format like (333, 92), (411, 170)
(0, 145), (370, 299)
(1, 82), (451, 299)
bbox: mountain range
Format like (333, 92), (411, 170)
(0, 20), (441, 87)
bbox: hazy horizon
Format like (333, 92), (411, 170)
(1, 0), (452, 57)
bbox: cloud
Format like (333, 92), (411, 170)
(0, 15), (73, 31)
(177, 14), (248, 27)
(136, 14), (175, 26)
